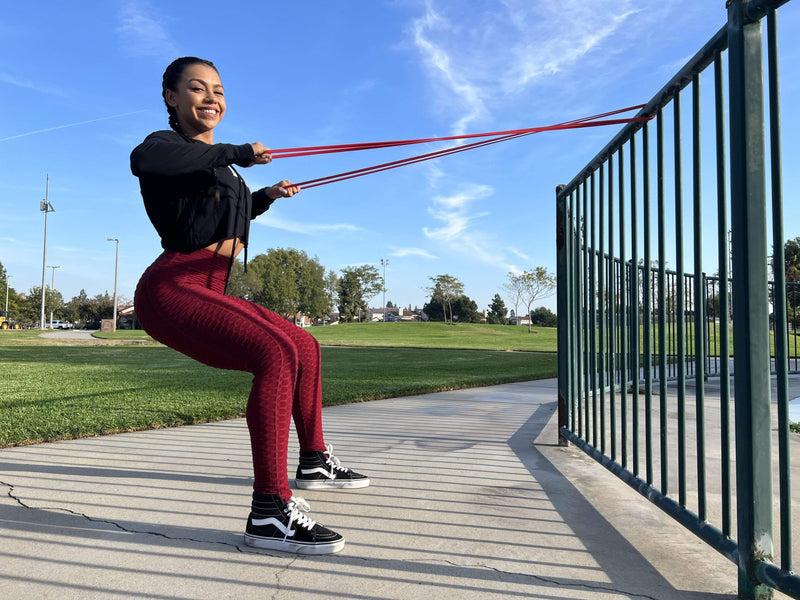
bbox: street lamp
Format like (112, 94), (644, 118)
(107, 238), (119, 330)
(380, 258), (389, 321)
(47, 265), (60, 328)
(39, 174), (55, 330)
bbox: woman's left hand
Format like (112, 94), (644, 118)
(266, 180), (301, 199)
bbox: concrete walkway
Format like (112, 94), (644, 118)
(0, 379), (743, 599)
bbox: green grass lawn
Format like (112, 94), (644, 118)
(0, 324), (556, 447)
(308, 321), (558, 351)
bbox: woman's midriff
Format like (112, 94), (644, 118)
(205, 236), (244, 258)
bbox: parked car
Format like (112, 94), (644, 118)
(48, 320), (74, 330)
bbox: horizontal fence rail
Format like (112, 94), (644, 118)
(556, 1), (798, 598)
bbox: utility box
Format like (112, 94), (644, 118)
(101, 319), (116, 332)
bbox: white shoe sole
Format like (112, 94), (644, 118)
(244, 533), (345, 554)
(294, 478), (370, 490)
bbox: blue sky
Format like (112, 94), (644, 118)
(2, 1), (799, 314)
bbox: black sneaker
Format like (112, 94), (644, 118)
(295, 444), (370, 490)
(244, 493), (345, 554)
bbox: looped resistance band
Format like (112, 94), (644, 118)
(269, 104), (648, 189)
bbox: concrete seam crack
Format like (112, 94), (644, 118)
(271, 557), (300, 600)
(1, 478), (246, 553)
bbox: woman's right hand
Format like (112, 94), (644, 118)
(249, 142), (272, 166)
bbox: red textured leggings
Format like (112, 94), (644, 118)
(134, 248), (325, 500)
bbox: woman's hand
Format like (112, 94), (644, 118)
(249, 142), (272, 165)
(265, 180), (301, 199)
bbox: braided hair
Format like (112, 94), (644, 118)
(161, 57), (219, 131)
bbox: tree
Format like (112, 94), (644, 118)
(501, 274), (524, 324)
(337, 265), (382, 323)
(451, 296), (480, 323)
(18, 286), (67, 325)
(422, 293), (479, 323)
(231, 248), (330, 323)
(487, 293), (508, 324)
(507, 267), (556, 332)
(426, 274), (464, 324)
(323, 271), (340, 320)
(226, 258), (263, 301)
(0, 261), (22, 321)
(530, 306), (557, 327)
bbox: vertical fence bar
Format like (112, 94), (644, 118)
(574, 188), (583, 434)
(583, 179), (592, 443)
(630, 134), (641, 478)
(692, 72), (708, 522)
(643, 122), (654, 486)
(568, 192), (577, 433)
(608, 154), (617, 461)
(657, 109), (669, 495)
(556, 185), (570, 446)
(673, 90), (688, 509)
(590, 173), (599, 448)
(618, 147), (628, 470)
(599, 164), (607, 455)
(728, 1), (774, 597)
(767, 6), (791, 574)
(714, 47), (733, 541)
(574, 186), (584, 438)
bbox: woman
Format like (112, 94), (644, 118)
(131, 57), (368, 555)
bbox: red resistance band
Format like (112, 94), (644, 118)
(269, 104), (649, 189)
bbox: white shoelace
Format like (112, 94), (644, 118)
(324, 444), (351, 475)
(285, 496), (316, 540)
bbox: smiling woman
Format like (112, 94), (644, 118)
(162, 60), (226, 142)
(129, 56), (367, 555)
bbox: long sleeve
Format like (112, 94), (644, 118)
(131, 130), (255, 177)
(251, 188), (276, 219)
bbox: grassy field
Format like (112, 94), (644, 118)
(0, 324), (557, 447)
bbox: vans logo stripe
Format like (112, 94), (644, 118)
(300, 466), (335, 478)
(250, 517), (295, 537)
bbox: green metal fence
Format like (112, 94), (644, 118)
(556, 1), (798, 598)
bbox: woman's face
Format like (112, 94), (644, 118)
(165, 63), (226, 139)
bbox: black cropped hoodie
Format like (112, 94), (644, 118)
(130, 129), (275, 262)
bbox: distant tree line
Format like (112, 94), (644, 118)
(1, 252), (559, 330)
(0, 260), (118, 327)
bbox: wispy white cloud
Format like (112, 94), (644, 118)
(0, 111), (148, 143)
(410, 2), (488, 135)
(502, 2), (642, 94)
(423, 183), (501, 264)
(256, 214), (362, 235)
(508, 247), (530, 261)
(408, 0), (643, 119)
(0, 73), (66, 97)
(390, 247), (437, 259)
(116, 0), (179, 59)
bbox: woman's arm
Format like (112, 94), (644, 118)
(131, 130), (256, 177)
(251, 180), (301, 218)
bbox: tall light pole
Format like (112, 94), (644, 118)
(380, 258), (389, 321)
(39, 174), (55, 330)
(47, 265), (60, 328)
(107, 238), (119, 330)
(4, 274), (11, 319)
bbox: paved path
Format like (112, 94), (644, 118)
(0, 379), (747, 599)
(38, 329), (97, 340)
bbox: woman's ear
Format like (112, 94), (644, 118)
(164, 89), (178, 108)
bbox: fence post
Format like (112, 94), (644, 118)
(556, 184), (570, 446)
(727, 1), (774, 598)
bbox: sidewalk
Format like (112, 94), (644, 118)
(0, 379), (739, 599)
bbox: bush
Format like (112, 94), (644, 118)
(530, 306), (557, 327)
